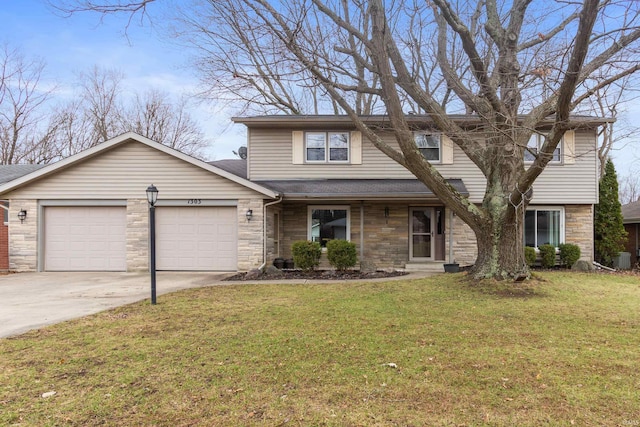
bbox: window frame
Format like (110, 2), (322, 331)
(2, 201), (8, 225)
(307, 205), (351, 248)
(414, 132), (442, 163)
(524, 206), (565, 248)
(305, 131), (350, 163)
(524, 133), (562, 164)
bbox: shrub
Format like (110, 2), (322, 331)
(326, 239), (357, 271)
(559, 243), (581, 268)
(291, 240), (321, 271)
(524, 246), (537, 267)
(594, 159), (628, 266)
(538, 244), (556, 268)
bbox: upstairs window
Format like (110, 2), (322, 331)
(305, 132), (350, 163)
(525, 133), (561, 163)
(414, 132), (441, 162)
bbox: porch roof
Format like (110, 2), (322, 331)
(254, 178), (468, 200)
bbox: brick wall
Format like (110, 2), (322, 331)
(623, 223), (638, 265)
(0, 223), (8, 270)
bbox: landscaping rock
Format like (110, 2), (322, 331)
(263, 265), (284, 278)
(244, 268), (263, 280)
(572, 260), (595, 272)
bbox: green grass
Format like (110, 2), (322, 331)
(1, 272), (639, 426)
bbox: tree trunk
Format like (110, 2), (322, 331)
(469, 197), (529, 280)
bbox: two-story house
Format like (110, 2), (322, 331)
(0, 115), (606, 273)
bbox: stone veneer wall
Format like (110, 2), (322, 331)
(361, 202), (408, 269)
(564, 204), (594, 261)
(126, 199), (149, 271)
(237, 198), (264, 271)
(9, 199), (38, 271)
(449, 210), (478, 267)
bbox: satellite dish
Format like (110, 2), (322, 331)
(238, 146), (247, 159)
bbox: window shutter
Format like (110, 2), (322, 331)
(563, 130), (575, 165)
(441, 135), (454, 164)
(292, 131), (304, 164)
(350, 131), (362, 164)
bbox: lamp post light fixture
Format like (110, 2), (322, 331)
(18, 209), (27, 223)
(146, 184), (159, 305)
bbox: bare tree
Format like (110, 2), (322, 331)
(122, 89), (208, 158)
(0, 45), (55, 164)
(619, 171), (640, 205)
(57, 0), (640, 280)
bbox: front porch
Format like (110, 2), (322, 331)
(266, 200), (474, 271)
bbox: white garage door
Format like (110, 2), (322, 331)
(44, 206), (127, 271)
(156, 207), (237, 271)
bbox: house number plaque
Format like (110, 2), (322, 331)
(187, 199), (202, 205)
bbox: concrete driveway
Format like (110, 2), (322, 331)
(0, 271), (232, 338)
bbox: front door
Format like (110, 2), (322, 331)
(410, 207), (434, 260)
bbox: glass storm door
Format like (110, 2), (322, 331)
(411, 208), (434, 260)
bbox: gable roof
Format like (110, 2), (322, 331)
(622, 200), (640, 223)
(0, 164), (46, 185)
(0, 132), (278, 198)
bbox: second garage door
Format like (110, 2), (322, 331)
(156, 206), (237, 271)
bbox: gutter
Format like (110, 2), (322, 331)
(259, 195), (284, 271)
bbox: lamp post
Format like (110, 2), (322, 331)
(146, 184), (159, 305)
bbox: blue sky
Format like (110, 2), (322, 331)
(0, 0), (244, 160)
(1, 0), (638, 177)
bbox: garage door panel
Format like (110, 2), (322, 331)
(156, 206), (237, 271)
(45, 206), (126, 271)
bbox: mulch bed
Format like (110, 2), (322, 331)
(224, 269), (409, 281)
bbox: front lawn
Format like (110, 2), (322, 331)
(1, 272), (639, 426)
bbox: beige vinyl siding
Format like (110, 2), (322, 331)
(249, 128), (598, 204)
(5, 141), (264, 200)
(527, 130), (598, 204)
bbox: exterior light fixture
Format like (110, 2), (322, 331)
(146, 184), (159, 305)
(18, 209), (27, 223)
(384, 207), (390, 218)
(246, 209), (253, 221)
(146, 184), (159, 207)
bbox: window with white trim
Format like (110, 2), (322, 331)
(524, 207), (564, 248)
(308, 206), (350, 247)
(305, 132), (350, 163)
(525, 133), (562, 163)
(414, 132), (441, 162)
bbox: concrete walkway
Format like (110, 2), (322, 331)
(0, 272), (232, 338)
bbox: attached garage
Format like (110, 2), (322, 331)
(44, 206), (126, 271)
(156, 206), (237, 271)
(0, 133), (277, 272)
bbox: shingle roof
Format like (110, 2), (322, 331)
(208, 159), (247, 179)
(622, 200), (640, 223)
(0, 164), (46, 185)
(254, 178), (468, 200)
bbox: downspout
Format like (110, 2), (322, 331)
(360, 201), (364, 269)
(259, 194), (283, 270)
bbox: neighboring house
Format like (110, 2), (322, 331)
(0, 114), (607, 273)
(622, 200), (640, 266)
(0, 165), (46, 270)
